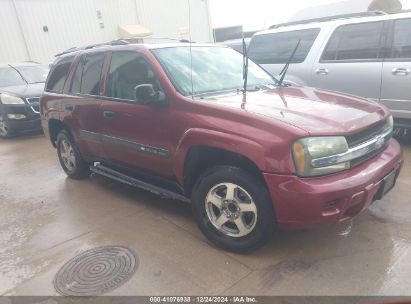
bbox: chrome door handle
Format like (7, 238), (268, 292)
(315, 68), (329, 75)
(392, 68), (410, 76)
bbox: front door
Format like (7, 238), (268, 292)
(99, 50), (180, 178)
(380, 18), (411, 122)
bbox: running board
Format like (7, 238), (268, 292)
(90, 163), (190, 203)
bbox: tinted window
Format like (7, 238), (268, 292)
(322, 21), (384, 61)
(389, 18), (411, 59)
(46, 56), (74, 93)
(78, 53), (105, 95)
(106, 51), (158, 101)
(248, 28), (320, 64)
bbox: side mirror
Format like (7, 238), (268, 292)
(134, 84), (166, 106)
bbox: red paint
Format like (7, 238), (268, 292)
(40, 45), (403, 230)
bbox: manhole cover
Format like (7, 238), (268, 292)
(54, 245), (138, 296)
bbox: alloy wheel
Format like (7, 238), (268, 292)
(0, 116), (9, 137)
(59, 139), (76, 172)
(205, 183), (257, 237)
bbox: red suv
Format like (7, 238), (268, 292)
(40, 44), (403, 252)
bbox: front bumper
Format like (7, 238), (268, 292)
(1, 104), (41, 133)
(264, 139), (404, 230)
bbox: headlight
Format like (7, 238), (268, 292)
(0, 93), (25, 104)
(387, 115), (394, 130)
(292, 136), (350, 177)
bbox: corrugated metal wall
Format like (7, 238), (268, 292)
(0, 0), (212, 64)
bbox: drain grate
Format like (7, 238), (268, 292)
(54, 245), (138, 296)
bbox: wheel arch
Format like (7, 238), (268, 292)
(48, 119), (72, 147)
(174, 128), (268, 196)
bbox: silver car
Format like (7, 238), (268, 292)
(248, 11), (411, 128)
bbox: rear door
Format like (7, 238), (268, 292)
(380, 17), (411, 123)
(64, 52), (106, 159)
(311, 20), (387, 101)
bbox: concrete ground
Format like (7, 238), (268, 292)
(0, 134), (410, 296)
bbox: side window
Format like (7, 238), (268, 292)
(70, 52), (105, 95)
(248, 28), (320, 64)
(389, 18), (411, 59)
(106, 51), (158, 102)
(45, 56), (74, 93)
(321, 21), (384, 61)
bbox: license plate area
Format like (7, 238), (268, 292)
(375, 169), (398, 200)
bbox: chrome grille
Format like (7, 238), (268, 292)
(346, 120), (387, 148)
(347, 119), (392, 167)
(26, 97), (40, 113)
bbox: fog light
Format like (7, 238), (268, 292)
(7, 114), (26, 120)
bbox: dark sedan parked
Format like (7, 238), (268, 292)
(0, 62), (49, 138)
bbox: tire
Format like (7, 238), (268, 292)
(56, 129), (90, 179)
(192, 166), (276, 253)
(0, 115), (14, 138)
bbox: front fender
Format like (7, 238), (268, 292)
(173, 128), (266, 185)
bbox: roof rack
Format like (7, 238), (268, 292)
(55, 37), (195, 57)
(269, 10), (387, 29)
(55, 39), (130, 56)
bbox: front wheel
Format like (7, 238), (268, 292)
(192, 166), (276, 253)
(0, 115), (14, 138)
(57, 130), (90, 179)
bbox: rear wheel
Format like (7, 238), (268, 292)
(57, 130), (90, 179)
(192, 166), (276, 253)
(0, 115), (14, 138)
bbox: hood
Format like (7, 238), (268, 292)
(202, 86), (388, 135)
(0, 83), (45, 98)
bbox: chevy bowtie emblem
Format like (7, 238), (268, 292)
(375, 136), (385, 149)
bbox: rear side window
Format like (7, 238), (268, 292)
(106, 51), (157, 101)
(70, 52), (105, 95)
(321, 21), (384, 61)
(389, 18), (411, 59)
(45, 56), (74, 93)
(248, 28), (320, 64)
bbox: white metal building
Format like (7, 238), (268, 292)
(0, 0), (213, 64)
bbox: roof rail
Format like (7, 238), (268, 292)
(269, 10), (387, 29)
(55, 39), (130, 57)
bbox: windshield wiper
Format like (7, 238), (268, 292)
(278, 40), (301, 87)
(242, 34), (249, 93)
(7, 64), (28, 85)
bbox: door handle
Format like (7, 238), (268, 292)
(315, 68), (329, 75)
(392, 68), (410, 76)
(64, 104), (73, 111)
(103, 111), (114, 118)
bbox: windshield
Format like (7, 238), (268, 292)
(0, 67), (26, 87)
(152, 46), (277, 96)
(17, 65), (49, 84)
(0, 65), (49, 87)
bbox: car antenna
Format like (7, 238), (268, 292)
(188, 0), (194, 99)
(242, 33), (249, 93)
(278, 39), (301, 86)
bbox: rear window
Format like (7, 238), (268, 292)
(321, 21), (385, 61)
(45, 56), (74, 93)
(388, 18), (411, 59)
(248, 28), (320, 64)
(70, 52), (105, 95)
